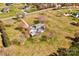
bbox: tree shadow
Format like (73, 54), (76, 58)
(48, 53), (58, 56)
(34, 20), (40, 24)
(70, 22), (79, 26)
(65, 36), (74, 41)
(48, 48), (67, 56)
(12, 17), (18, 20)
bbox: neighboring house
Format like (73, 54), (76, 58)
(1, 7), (10, 13)
(21, 6), (30, 11)
(32, 3), (62, 10)
(55, 4), (61, 9)
(29, 23), (45, 36)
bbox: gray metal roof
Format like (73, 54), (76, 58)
(29, 23), (45, 36)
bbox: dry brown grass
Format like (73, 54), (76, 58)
(0, 8), (79, 56)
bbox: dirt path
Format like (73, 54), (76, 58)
(0, 8), (53, 21)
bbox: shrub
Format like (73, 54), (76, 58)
(34, 20), (40, 24)
(74, 31), (79, 42)
(27, 37), (34, 43)
(57, 48), (67, 56)
(40, 35), (47, 41)
(0, 22), (10, 47)
(1, 32), (10, 47)
(12, 39), (20, 45)
(12, 33), (25, 46)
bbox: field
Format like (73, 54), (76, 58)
(0, 4), (79, 56)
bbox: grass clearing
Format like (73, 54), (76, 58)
(0, 8), (79, 55)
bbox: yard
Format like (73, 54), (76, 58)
(0, 6), (79, 55)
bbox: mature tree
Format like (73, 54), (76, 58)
(57, 48), (67, 56)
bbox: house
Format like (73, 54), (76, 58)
(29, 23), (45, 36)
(1, 7), (10, 13)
